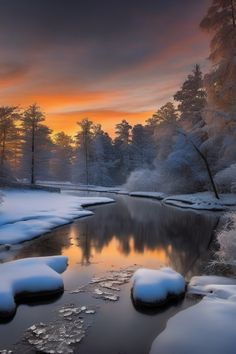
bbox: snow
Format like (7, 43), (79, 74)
(129, 191), (166, 200)
(150, 295), (236, 354)
(0, 189), (113, 244)
(150, 275), (236, 354)
(163, 192), (236, 211)
(132, 268), (185, 306)
(188, 275), (236, 298)
(0, 256), (68, 317)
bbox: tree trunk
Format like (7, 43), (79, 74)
(1, 127), (6, 171)
(231, 0), (236, 28)
(84, 133), (89, 186)
(31, 121), (35, 185)
(188, 137), (220, 199)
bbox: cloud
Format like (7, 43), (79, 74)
(0, 0), (211, 134)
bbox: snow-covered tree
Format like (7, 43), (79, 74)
(20, 104), (53, 184)
(90, 124), (115, 186)
(200, 0), (236, 183)
(0, 106), (20, 180)
(174, 64), (207, 129)
(200, 0), (236, 112)
(51, 132), (74, 181)
(130, 124), (156, 169)
(73, 118), (94, 185)
(152, 102), (178, 160)
(113, 120), (132, 183)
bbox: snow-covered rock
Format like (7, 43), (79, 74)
(0, 256), (68, 318)
(0, 189), (113, 244)
(129, 191), (166, 200)
(150, 275), (236, 354)
(132, 268), (185, 306)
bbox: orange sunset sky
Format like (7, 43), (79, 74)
(0, 0), (211, 136)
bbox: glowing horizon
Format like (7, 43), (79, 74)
(0, 0), (211, 136)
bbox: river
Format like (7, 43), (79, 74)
(0, 192), (218, 354)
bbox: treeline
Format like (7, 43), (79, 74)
(0, 0), (235, 193)
(0, 103), (155, 186)
(0, 64), (207, 187)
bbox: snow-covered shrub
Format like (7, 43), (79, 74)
(124, 168), (163, 192)
(215, 164), (236, 193)
(216, 213), (236, 265)
(0, 192), (3, 205)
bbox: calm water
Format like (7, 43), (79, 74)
(0, 193), (218, 353)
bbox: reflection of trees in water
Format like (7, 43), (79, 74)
(74, 196), (218, 274)
(14, 196), (218, 275)
(14, 224), (72, 260)
(78, 223), (93, 265)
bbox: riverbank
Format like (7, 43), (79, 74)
(0, 188), (114, 245)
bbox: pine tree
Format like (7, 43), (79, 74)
(0, 106), (20, 180)
(51, 132), (74, 181)
(174, 65), (207, 129)
(200, 0), (236, 112)
(73, 118), (94, 185)
(114, 120), (132, 183)
(20, 104), (53, 184)
(199, 0), (236, 186)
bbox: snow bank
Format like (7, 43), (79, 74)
(150, 275), (236, 354)
(0, 189), (113, 244)
(132, 268), (185, 306)
(150, 295), (236, 354)
(129, 191), (166, 200)
(163, 192), (236, 211)
(216, 212), (236, 265)
(0, 256), (68, 318)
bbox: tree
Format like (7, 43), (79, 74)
(0, 106), (20, 180)
(174, 64), (207, 129)
(199, 0), (236, 181)
(90, 124), (115, 186)
(74, 118), (94, 185)
(114, 120), (132, 183)
(151, 102), (178, 160)
(200, 0), (236, 112)
(51, 132), (74, 181)
(20, 104), (52, 184)
(130, 124), (156, 169)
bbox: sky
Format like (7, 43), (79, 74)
(0, 0), (211, 136)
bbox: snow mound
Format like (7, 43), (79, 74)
(0, 189), (113, 244)
(150, 275), (236, 354)
(163, 192), (232, 211)
(129, 191), (166, 200)
(132, 268), (185, 306)
(150, 295), (236, 354)
(188, 275), (236, 299)
(0, 256), (68, 318)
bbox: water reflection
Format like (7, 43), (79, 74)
(13, 194), (218, 278)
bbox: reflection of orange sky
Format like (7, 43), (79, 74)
(62, 234), (171, 268)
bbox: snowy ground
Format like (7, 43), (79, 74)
(163, 192), (236, 211)
(37, 182), (236, 211)
(0, 189), (113, 244)
(150, 275), (236, 354)
(0, 256), (68, 317)
(129, 191), (166, 200)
